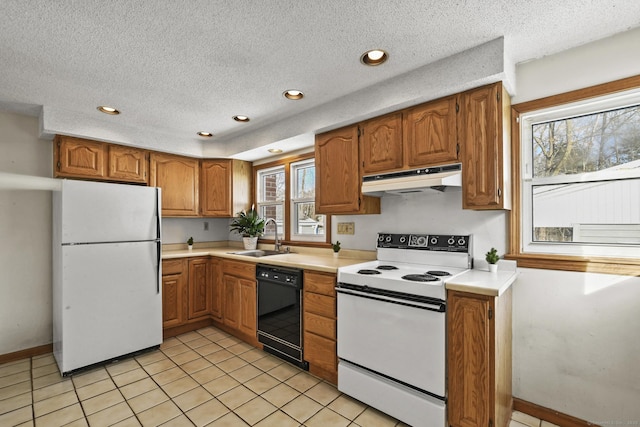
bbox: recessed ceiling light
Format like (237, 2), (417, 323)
(97, 105), (120, 115)
(268, 148), (283, 154)
(360, 49), (388, 66)
(283, 90), (304, 100)
(233, 115), (250, 122)
(197, 131), (213, 137)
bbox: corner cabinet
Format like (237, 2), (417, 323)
(447, 288), (512, 427)
(458, 82), (511, 210)
(149, 153), (200, 217)
(315, 125), (380, 215)
(200, 159), (252, 217)
(209, 257), (223, 320)
(303, 271), (338, 384)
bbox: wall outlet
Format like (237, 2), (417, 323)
(337, 222), (355, 235)
(204, 221), (209, 231)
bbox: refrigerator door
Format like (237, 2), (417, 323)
(60, 180), (160, 244)
(55, 241), (162, 374)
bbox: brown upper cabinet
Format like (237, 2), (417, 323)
(360, 113), (404, 175)
(150, 152), (200, 217)
(54, 135), (148, 184)
(458, 82), (511, 210)
(315, 125), (381, 215)
(200, 159), (252, 217)
(108, 145), (148, 183)
(403, 95), (459, 168)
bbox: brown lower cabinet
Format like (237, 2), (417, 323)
(221, 260), (257, 344)
(161, 259), (188, 329)
(303, 270), (338, 384)
(447, 287), (512, 427)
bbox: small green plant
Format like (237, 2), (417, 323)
(332, 240), (341, 253)
(485, 247), (499, 264)
(187, 237), (194, 246)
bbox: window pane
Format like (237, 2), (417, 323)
(532, 104), (640, 178)
(294, 202), (325, 236)
(294, 165), (316, 198)
(260, 169), (285, 202)
(259, 204), (284, 236)
(532, 179), (640, 244)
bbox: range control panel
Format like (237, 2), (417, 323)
(377, 233), (471, 253)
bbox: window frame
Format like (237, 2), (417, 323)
(253, 152), (332, 248)
(509, 75), (640, 275)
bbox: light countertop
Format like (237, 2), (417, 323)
(162, 243), (375, 274)
(163, 242), (517, 294)
(445, 260), (518, 296)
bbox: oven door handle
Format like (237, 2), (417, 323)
(336, 288), (445, 312)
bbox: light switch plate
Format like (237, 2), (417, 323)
(337, 222), (355, 235)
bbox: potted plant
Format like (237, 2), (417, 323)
(230, 206), (265, 250)
(332, 240), (341, 258)
(187, 237), (194, 251)
(485, 247), (500, 273)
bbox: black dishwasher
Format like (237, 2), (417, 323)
(256, 264), (308, 369)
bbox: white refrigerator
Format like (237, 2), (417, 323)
(52, 179), (163, 375)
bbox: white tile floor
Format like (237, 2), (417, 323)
(1, 325), (552, 427)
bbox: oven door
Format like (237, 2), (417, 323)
(336, 285), (446, 397)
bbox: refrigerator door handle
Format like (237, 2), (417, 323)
(155, 187), (162, 294)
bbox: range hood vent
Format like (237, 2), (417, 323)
(362, 163), (462, 195)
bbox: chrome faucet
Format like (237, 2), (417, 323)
(264, 218), (281, 252)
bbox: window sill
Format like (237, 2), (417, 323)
(504, 253), (640, 276)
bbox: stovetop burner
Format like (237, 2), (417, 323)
(401, 274), (440, 282)
(426, 270), (451, 277)
(357, 269), (381, 275)
(376, 265), (399, 270)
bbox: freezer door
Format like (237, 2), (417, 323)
(55, 241), (162, 374)
(60, 180), (160, 244)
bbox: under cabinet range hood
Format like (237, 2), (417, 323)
(362, 163), (462, 195)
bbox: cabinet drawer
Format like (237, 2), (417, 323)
(304, 311), (336, 340)
(304, 292), (335, 318)
(304, 271), (336, 296)
(222, 260), (256, 280)
(162, 259), (185, 276)
(304, 331), (336, 372)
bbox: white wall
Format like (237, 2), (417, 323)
(162, 217), (231, 245)
(509, 28), (640, 424)
(0, 111), (53, 354)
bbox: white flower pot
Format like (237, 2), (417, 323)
(488, 263), (498, 273)
(243, 236), (258, 250)
(188, 245), (193, 251)
(333, 252), (339, 258)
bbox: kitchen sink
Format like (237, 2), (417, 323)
(228, 249), (285, 257)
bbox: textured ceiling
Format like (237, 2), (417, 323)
(1, 1), (640, 160)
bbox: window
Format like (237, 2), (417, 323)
(255, 154), (329, 245)
(517, 85), (640, 260)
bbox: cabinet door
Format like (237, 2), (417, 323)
(162, 273), (187, 329)
(201, 160), (232, 217)
(150, 153), (199, 216)
(223, 275), (240, 330)
(459, 82), (505, 209)
(55, 135), (106, 179)
(448, 291), (493, 427)
(238, 278), (257, 338)
(188, 258), (210, 319)
(361, 113), (403, 174)
(210, 258), (222, 320)
(315, 125), (379, 214)
(108, 145), (148, 183)
(403, 95), (458, 167)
